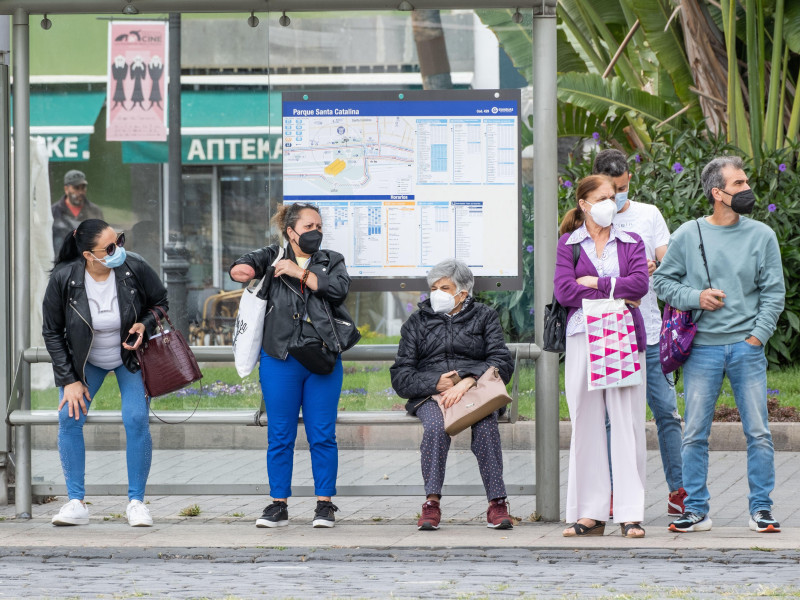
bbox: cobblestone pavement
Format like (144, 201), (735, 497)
(3, 451), (800, 599)
(2, 547), (800, 599)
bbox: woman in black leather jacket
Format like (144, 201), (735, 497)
(42, 219), (168, 528)
(391, 259), (514, 531)
(230, 203), (359, 530)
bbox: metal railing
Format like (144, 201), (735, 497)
(7, 343), (540, 506)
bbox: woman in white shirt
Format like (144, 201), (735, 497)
(42, 219), (168, 527)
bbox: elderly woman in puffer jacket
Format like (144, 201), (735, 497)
(390, 258), (515, 532)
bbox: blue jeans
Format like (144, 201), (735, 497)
(682, 341), (774, 515)
(259, 350), (343, 498)
(58, 362), (152, 501)
(606, 344), (683, 492)
(645, 343), (683, 491)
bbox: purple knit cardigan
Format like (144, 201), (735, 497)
(552, 228), (651, 350)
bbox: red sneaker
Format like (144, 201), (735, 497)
(487, 498), (513, 529)
(417, 500), (441, 530)
(668, 487), (688, 517)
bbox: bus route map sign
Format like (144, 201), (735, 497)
(282, 89), (522, 291)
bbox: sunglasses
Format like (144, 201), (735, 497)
(93, 232), (125, 256)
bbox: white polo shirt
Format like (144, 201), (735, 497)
(612, 199), (671, 345)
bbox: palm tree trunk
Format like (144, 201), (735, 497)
(411, 10), (453, 90)
(680, 0), (728, 135)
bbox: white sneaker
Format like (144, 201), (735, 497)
(126, 500), (153, 527)
(51, 499), (89, 526)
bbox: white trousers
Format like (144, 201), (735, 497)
(564, 333), (647, 523)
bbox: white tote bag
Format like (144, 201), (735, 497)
(581, 279), (643, 391)
(232, 246), (284, 377)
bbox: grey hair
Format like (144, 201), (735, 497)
(426, 258), (474, 294)
(701, 156), (745, 203)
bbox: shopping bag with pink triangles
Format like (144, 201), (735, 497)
(581, 285), (643, 392)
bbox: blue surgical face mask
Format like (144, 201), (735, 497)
(94, 246), (127, 269)
(615, 191), (629, 211)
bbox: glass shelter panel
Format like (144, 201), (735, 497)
(24, 9), (533, 498)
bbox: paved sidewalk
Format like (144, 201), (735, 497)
(4, 450), (800, 546)
(2, 451), (800, 599)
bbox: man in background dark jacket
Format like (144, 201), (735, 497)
(51, 170), (104, 256)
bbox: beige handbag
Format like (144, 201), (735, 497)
(433, 366), (512, 436)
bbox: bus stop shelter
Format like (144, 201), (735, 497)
(0, 0), (561, 521)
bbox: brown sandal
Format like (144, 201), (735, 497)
(621, 522), (646, 538)
(563, 520), (605, 537)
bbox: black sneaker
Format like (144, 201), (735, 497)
(256, 501), (289, 528)
(312, 500), (339, 528)
(668, 511), (712, 533)
(749, 510), (781, 533)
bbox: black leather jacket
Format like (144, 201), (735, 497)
(230, 243), (360, 360)
(42, 252), (169, 387)
(390, 297), (514, 415)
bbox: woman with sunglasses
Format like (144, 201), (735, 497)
(42, 218), (168, 527)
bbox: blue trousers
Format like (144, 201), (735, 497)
(259, 350), (343, 498)
(644, 343), (683, 491)
(682, 341), (774, 515)
(58, 362), (152, 501)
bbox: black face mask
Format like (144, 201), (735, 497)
(293, 229), (323, 254)
(719, 188), (756, 214)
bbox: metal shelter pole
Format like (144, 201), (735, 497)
(162, 13), (190, 337)
(532, 2), (560, 522)
(0, 15), (11, 506)
(12, 7), (31, 519)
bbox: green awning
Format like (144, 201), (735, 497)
(122, 90), (283, 165)
(12, 91), (106, 161)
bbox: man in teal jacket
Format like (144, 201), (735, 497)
(653, 156), (785, 534)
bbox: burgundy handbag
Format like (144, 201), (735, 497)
(135, 307), (202, 398)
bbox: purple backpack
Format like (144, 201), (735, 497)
(659, 303), (697, 374)
(658, 219), (710, 375)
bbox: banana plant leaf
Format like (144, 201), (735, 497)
(630, 0), (703, 121)
(554, 103), (625, 139)
(474, 9), (535, 83)
(557, 72), (682, 126)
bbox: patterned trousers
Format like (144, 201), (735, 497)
(416, 400), (507, 501)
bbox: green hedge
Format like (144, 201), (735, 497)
(481, 129), (800, 367)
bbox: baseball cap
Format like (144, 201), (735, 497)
(64, 170), (88, 186)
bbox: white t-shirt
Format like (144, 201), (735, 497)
(612, 199), (671, 345)
(85, 270), (124, 370)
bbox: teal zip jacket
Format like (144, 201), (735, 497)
(652, 216), (785, 346)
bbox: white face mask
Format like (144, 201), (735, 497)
(430, 289), (459, 314)
(587, 198), (617, 228)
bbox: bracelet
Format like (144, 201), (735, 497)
(300, 269), (310, 293)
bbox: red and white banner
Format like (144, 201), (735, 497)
(106, 21), (168, 141)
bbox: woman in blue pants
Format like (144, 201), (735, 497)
(42, 219), (168, 527)
(230, 203), (360, 528)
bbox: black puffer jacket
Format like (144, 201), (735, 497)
(390, 297), (514, 415)
(42, 252), (168, 387)
(230, 243), (360, 360)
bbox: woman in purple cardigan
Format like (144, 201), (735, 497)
(554, 174), (650, 538)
